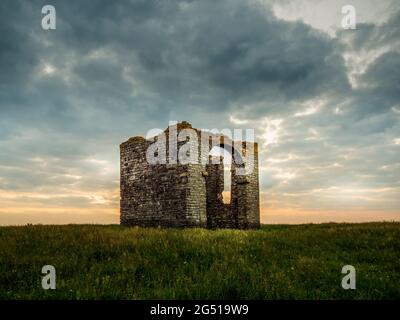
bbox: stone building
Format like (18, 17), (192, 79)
(120, 121), (260, 229)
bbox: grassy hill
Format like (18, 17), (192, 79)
(0, 223), (399, 299)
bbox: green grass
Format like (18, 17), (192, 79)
(0, 223), (399, 299)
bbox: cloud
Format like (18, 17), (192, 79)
(339, 11), (400, 52)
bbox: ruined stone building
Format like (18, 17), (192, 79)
(120, 121), (260, 229)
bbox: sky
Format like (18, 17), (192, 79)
(0, 0), (399, 225)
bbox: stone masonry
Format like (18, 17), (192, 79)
(120, 121), (260, 229)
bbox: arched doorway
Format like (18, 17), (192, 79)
(209, 145), (232, 204)
(205, 140), (245, 228)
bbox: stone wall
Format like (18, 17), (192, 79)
(231, 142), (260, 229)
(120, 137), (192, 227)
(120, 122), (260, 229)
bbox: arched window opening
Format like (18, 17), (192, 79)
(209, 145), (232, 204)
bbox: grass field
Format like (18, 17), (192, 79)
(0, 223), (399, 299)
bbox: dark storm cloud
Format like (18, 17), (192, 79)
(360, 51), (400, 91)
(336, 51), (400, 120)
(339, 11), (400, 51)
(2, 0), (350, 115)
(0, 1), (40, 89)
